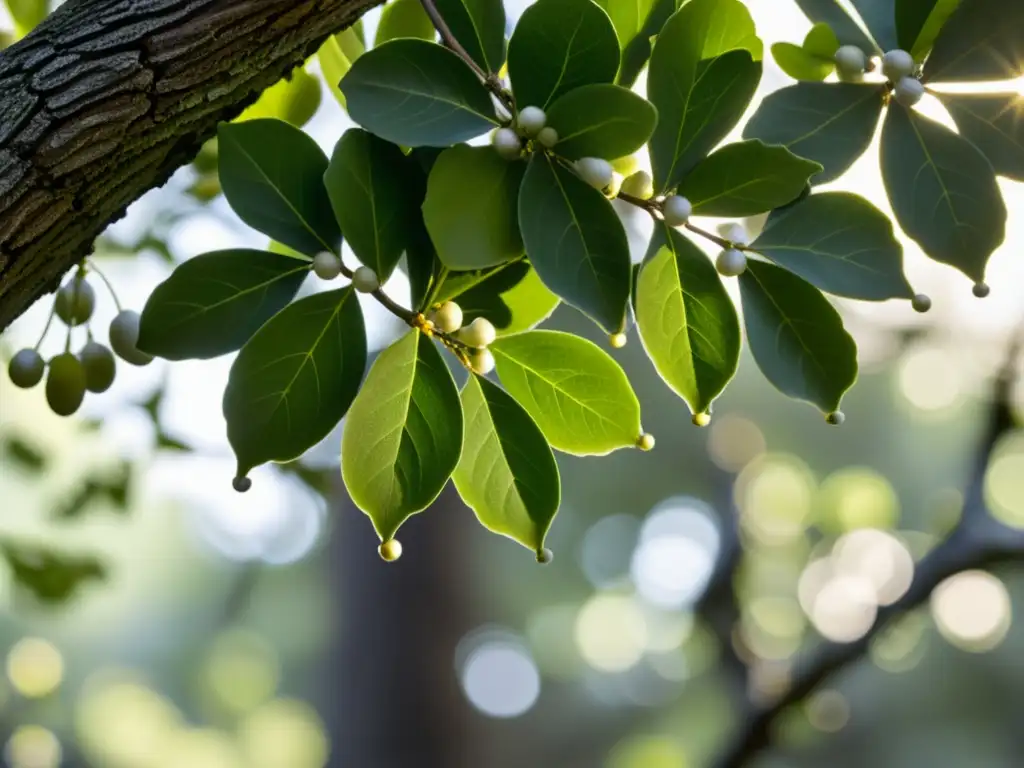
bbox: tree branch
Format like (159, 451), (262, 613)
(0, 0), (384, 333)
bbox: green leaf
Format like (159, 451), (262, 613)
(923, 0), (1024, 82)
(423, 145), (525, 271)
(635, 224), (740, 416)
(648, 0), (763, 192)
(1, 540), (106, 605)
(6, 0), (46, 38)
(792, 0), (875, 51)
(939, 91), (1024, 182)
(545, 84), (658, 161)
(804, 21), (842, 58)
(218, 119), (340, 256)
(507, 0), (620, 109)
(751, 192), (913, 300)
(491, 330), (642, 456)
(743, 83), (885, 185)
(437, 260), (559, 334)
(880, 104), (1006, 282)
(847, 0), (898, 51)
(138, 249), (310, 360)
(435, 0), (507, 73)
(324, 129), (419, 281)
(593, 0), (658, 48)
(341, 331), (463, 541)
(897, 0), (961, 58)
(224, 287), (366, 477)
(618, 0), (677, 87)
(518, 154), (630, 334)
(237, 68), (322, 127)
(739, 260), (857, 413)
(341, 39), (497, 147)
(771, 42), (833, 82)
(678, 140), (822, 217)
(375, 0), (435, 46)
(319, 28), (365, 109)
(453, 375), (560, 553)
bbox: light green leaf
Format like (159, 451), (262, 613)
(771, 42), (834, 82)
(618, 0), (677, 87)
(648, 0), (763, 192)
(319, 27), (365, 109)
(237, 68), (322, 127)
(792, 0), (875, 51)
(679, 140), (821, 217)
(880, 104), (1006, 282)
(435, 0), (507, 73)
(342, 331), (463, 541)
(635, 225), (740, 416)
(507, 0), (620, 109)
(218, 119), (340, 256)
(341, 38), (497, 147)
(751, 192), (913, 300)
(546, 84), (658, 161)
(437, 260), (559, 335)
(6, 0), (46, 38)
(518, 154), (631, 334)
(490, 330), (642, 456)
(739, 260), (857, 414)
(138, 250), (309, 361)
(804, 21), (841, 59)
(897, 0), (961, 59)
(453, 375), (560, 553)
(939, 91), (1024, 182)
(376, 0), (435, 46)
(324, 128), (419, 281)
(593, 0), (658, 48)
(923, 0), (1024, 82)
(743, 83), (885, 185)
(224, 287), (366, 477)
(423, 145), (525, 270)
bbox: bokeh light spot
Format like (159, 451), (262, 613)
(984, 432), (1024, 528)
(239, 699), (329, 768)
(460, 641), (541, 718)
(806, 690), (850, 733)
(632, 498), (719, 609)
(931, 571), (1012, 652)
(4, 725), (61, 768)
(708, 415), (766, 471)
(608, 735), (688, 768)
(817, 468), (900, 532)
(898, 346), (963, 412)
(6, 638), (63, 699)
(575, 594), (647, 672)
(736, 455), (815, 544)
(202, 629), (280, 715)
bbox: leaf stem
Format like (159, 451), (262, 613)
(87, 260), (123, 313)
(34, 301), (57, 352)
(616, 191), (748, 251)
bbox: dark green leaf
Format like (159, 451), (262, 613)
(491, 330), (642, 456)
(752, 192), (913, 300)
(771, 42), (833, 82)
(546, 84), (658, 161)
(648, 0), (763, 192)
(138, 249), (309, 360)
(939, 91), (1024, 181)
(679, 140), (822, 217)
(924, 0), (1024, 82)
(218, 120), (340, 256)
(1, 435), (47, 473)
(341, 331), (463, 541)
(435, 0), (507, 73)
(897, 0), (961, 58)
(739, 260), (857, 413)
(618, 0), (677, 87)
(341, 39), (497, 147)
(743, 83), (885, 185)
(507, 0), (620, 109)
(224, 287), (366, 477)
(423, 145), (524, 270)
(847, 0), (898, 51)
(880, 104), (1006, 282)
(324, 129), (419, 281)
(1, 540), (106, 605)
(375, 0), (435, 46)
(635, 224), (740, 416)
(793, 0), (875, 50)
(518, 154), (630, 334)
(437, 260), (559, 334)
(453, 375), (560, 553)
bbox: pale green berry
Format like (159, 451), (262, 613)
(109, 310), (154, 366)
(469, 348), (496, 375)
(912, 293), (932, 313)
(882, 49), (915, 80)
(636, 433), (655, 451)
(893, 76), (924, 106)
(8, 349), (45, 389)
(459, 317), (497, 349)
(79, 341), (116, 393)
(609, 332), (627, 349)
(721, 222), (749, 246)
(834, 45), (867, 77)
(312, 251), (342, 280)
(575, 157), (614, 190)
(611, 155), (640, 176)
(692, 412), (711, 427)
(826, 411), (845, 426)
(432, 301), (463, 334)
(536, 548), (554, 564)
(517, 106), (547, 136)
(716, 248), (747, 277)
(352, 266), (380, 293)
(379, 538), (403, 562)
(55, 278), (96, 326)
(492, 127), (522, 159)
(233, 476), (252, 493)
(536, 127), (559, 149)
(620, 170), (654, 200)
(662, 195), (692, 226)
(973, 281), (991, 298)
(46, 353), (86, 417)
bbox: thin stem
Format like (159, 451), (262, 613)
(686, 221), (741, 251)
(422, 265), (450, 312)
(87, 260), (123, 313)
(34, 302), (57, 352)
(616, 191), (749, 251)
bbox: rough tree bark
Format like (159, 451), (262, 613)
(0, 0), (382, 333)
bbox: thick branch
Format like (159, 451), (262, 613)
(0, 0), (383, 332)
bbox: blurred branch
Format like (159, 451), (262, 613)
(711, 335), (1024, 768)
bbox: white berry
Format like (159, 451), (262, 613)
(882, 49), (915, 80)
(469, 348), (496, 375)
(620, 170), (654, 200)
(109, 310), (153, 367)
(721, 222), (749, 246)
(312, 252), (342, 280)
(517, 106), (547, 136)
(893, 76), (924, 106)
(716, 248), (747, 277)
(352, 266), (380, 293)
(432, 301), (463, 333)
(834, 45), (867, 77)
(575, 157), (614, 190)
(662, 195), (693, 227)
(458, 317), (497, 349)
(492, 127), (522, 159)
(536, 127), (559, 148)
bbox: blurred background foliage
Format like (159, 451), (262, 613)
(2, 1), (1024, 767)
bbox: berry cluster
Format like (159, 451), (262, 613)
(835, 45), (924, 107)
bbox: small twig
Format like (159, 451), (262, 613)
(87, 260), (123, 313)
(616, 191), (748, 251)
